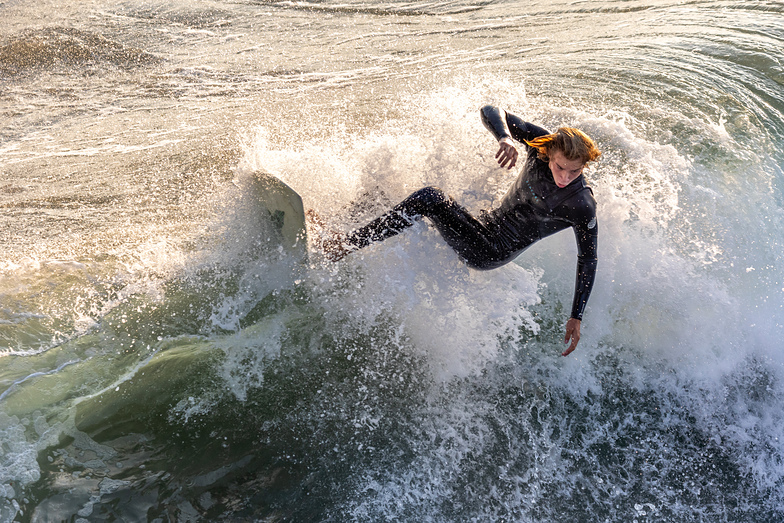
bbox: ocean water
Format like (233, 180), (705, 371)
(2, 0), (784, 521)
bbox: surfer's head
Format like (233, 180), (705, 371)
(525, 127), (601, 165)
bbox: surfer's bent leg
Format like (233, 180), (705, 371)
(343, 186), (505, 269)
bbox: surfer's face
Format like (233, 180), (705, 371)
(549, 150), (585, 188)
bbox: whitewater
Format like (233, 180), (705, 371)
(1, 0), (784, 521)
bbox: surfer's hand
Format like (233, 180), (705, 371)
(495, 138), (518, 169)
(562, 318), (581, 356)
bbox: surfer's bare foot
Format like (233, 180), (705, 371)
(322, 234), (351, 261)
(306, 209), (352, 262)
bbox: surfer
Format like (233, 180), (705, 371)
(313, 105), (600, 356)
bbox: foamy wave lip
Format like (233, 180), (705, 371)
(313, 226), (542, 380)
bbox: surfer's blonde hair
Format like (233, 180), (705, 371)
(525, 127), (601, 164)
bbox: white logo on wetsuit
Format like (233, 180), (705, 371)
(587, 217), (597, 229)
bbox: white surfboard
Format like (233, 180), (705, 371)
(251, 171), (307, 253)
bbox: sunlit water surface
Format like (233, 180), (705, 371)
(1, 0), (784, 521)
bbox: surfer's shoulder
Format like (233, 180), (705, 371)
(567, 182), (597, 222)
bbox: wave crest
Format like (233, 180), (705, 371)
(0, 27), (158, 76)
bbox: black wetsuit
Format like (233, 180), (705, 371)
(343, 105), (598, 320)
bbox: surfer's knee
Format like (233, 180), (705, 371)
(418, 186), (448, 203)
(406, 186), (449, 214)
(394, 186), (447, 218)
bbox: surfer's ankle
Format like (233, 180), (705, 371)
(305, 208), (324, 227)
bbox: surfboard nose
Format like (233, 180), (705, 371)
(251, 171), (307, 254)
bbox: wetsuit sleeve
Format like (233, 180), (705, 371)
(571, 211), (598, 321)
(480, 105), (550, 144)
